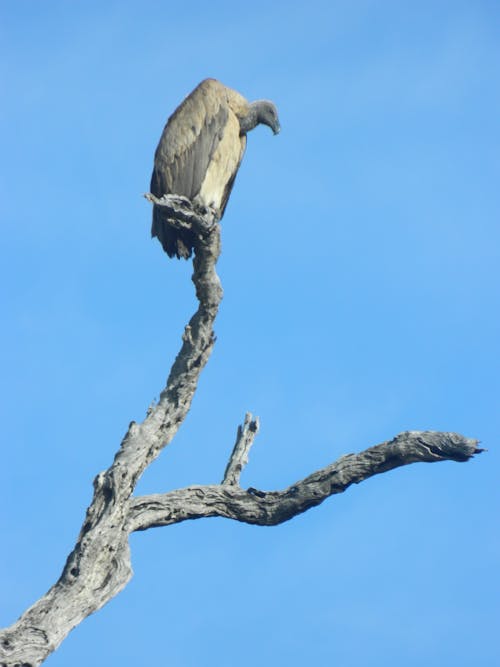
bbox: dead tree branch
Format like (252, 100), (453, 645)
(222, 412), (260, 486)
(0, 198), (222, 667)
(127, 430), (482, 531)
(0, 196), (483, 667)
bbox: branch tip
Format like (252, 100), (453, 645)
(222, 412), (260, 486)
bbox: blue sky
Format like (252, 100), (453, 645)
(1, 1), (499, 665)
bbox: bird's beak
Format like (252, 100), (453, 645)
(273, 123), (281, 135)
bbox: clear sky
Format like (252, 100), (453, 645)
(1, 1), (499, 665)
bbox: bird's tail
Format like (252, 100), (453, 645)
(151, 206), (193, 259)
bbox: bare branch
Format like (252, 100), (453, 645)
(0, 202), (222, 667)
(144, 192), (219, 232)
(222, 413), (260, 486)
(128, 430), (482, 532)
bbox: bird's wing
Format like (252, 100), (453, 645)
(218, 133), (246, 218)
(150, 79), (229, 201)
(196, 109), (246, 215)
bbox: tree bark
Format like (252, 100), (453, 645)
(0, 197), (483, 667)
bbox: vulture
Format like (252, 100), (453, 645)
(150, 78), (280, 258)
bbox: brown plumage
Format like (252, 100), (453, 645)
(150, 78), (280, 259)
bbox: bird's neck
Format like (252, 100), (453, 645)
(239, 103), (260, 134)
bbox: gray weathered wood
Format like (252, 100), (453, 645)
(0, 198), (483, 667)
(128, 431), (482, 531)
(0, 199), (222, 667)
(222, 412), (260, 486)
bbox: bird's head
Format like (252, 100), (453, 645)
(241, 100), (281, 135)
(256, 100), (281, 135)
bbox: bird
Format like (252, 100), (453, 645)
(150, 78), (280, 259)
